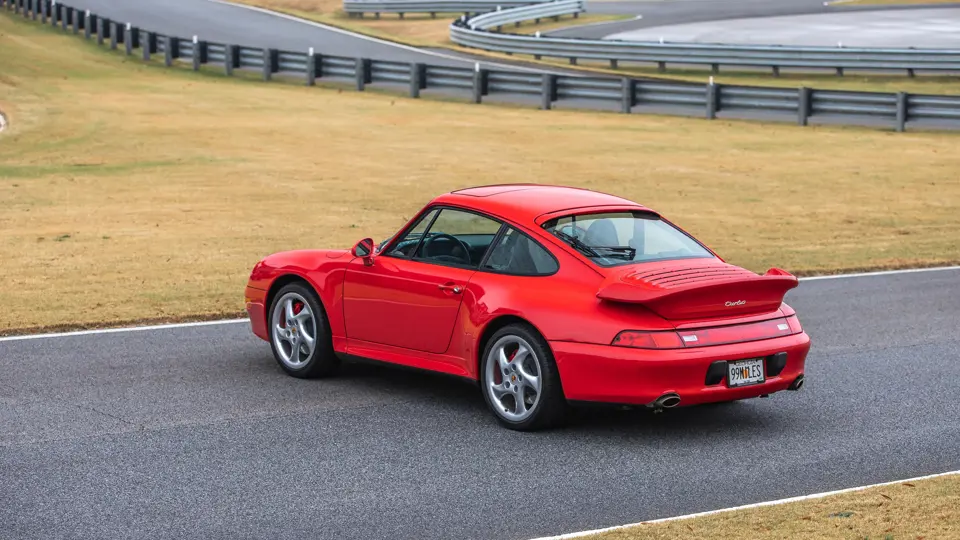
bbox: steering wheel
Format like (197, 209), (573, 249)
(421, 233), (472, 265)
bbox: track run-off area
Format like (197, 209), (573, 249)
(3, 267), (959, 539)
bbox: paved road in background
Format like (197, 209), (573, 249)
(57, 0), (557, 71)
(604, 8), (960, 48)
(3, 268), (959, 539)
(549, 0), (951, 39)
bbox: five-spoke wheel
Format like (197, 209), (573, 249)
(481, 323), (565, 430)
(268, 282), (338, 378)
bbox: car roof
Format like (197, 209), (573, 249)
(432, 184), (653, 225)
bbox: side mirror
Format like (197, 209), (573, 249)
(351, 238), (376, 266)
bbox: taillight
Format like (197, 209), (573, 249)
(786, 315), (803, 334)
(613, 316), (804, 349)
(612, 330), (684, 349)
(676, 317), (800, 348)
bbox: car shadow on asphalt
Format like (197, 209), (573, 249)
(327, 358), (793, 441)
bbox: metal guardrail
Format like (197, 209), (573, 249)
(5, 0), (960, 133)
(343, 0), (551, 16)
(451, 0), (960, 75)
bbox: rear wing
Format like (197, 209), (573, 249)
(597, 268), (799, 320)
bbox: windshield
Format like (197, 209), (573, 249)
(541, 211), (714, 267)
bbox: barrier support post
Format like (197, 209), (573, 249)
(164, 36), (178, 67)
(193, 38), (207, 71)
(706, 81), (718, 120)
(306, 48), (317, 86)
(355, 58), (371, 91)
(472, 66), (487, 104)
(110, 21), (119, 50)
(225, 45), (238, 76)
(96, 17), (107, 46)
(541, 74), (557, 110)
(620, 78), (634, 114)
(797, 87), (811, 127)
(84, 12), (92, 39)
(409, 63), (424, 98)
(895, 92), (907, 133)
(263, 48), (278, 81)
(144, 32), (158, 61)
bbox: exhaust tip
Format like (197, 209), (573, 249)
(661, 395), (681, 408)
(788, 375), (805, 391)
(650, 393), (681, 409)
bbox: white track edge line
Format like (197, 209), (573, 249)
(0, 319), (249, 342)
(1, 264), (958, 342)
(204, 0), (565, 75)
(529, 470), (960, 540)
(798, 265), (960, 281)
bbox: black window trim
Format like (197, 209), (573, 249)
(378, 204), (559, 276)
(380, 205), (504, 271)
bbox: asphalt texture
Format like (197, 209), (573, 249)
(2, 268), (959, 539)
(549, 0), (954, 40)
(604, 7), (960, 48)
(57, 0), (564, 72)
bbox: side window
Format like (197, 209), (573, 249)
(483, 227), (559, 276)
(384, 209), (438, 258)
(414, 209), (502, 268)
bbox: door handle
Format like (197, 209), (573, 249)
(438, 283), (463, 294)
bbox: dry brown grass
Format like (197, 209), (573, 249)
(1, 14), (959, 333)
(586, 474), (960, 540)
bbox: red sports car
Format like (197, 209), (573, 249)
(244, 185), (810, 430)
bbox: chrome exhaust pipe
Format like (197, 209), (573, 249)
(788, 375), (804, 391)
(650, 393), (681, 409)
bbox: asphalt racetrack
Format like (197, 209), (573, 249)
(603, 8), (960, 48)
(2, 268), (959, 539)
(58, 0), (555, 71)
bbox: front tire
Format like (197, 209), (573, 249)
(268, 282), (339, 379)
(480, 323), (566, 431)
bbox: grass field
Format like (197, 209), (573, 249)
(584, 473), (960, 540)
(239, 0), (960, 94)
(1, 13), (960, 334)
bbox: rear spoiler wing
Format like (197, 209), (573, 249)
(596, 268), (799, 320)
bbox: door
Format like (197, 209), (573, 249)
(342, 207), (503, 354)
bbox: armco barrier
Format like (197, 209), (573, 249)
(450, 0), (960, 75)
(4, 0), (960, 132)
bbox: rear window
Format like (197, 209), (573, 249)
(541, 211), (714, 267)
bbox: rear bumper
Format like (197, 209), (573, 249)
(245, 285), (269, 342)
(551, 332), (810, 406)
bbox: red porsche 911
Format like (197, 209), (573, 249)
(244, 185), (810, 430)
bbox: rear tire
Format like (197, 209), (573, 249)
(480, 323), (566, 431)
(268, 282), (339, 379)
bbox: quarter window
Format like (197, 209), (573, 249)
(483, 227), (558, 276)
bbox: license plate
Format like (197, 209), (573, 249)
(727, 358), (765, 387)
